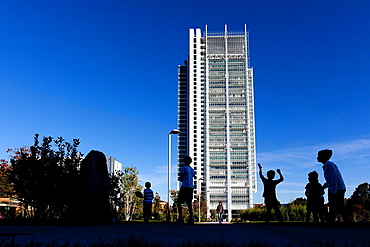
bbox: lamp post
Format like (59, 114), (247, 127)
(167, 129), (180, 222)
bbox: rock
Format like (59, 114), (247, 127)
(79, 150), (111, 222)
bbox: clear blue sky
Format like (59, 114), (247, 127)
(1, 0), (370, 204)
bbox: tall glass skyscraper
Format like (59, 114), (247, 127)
(177, 25), (256, 221)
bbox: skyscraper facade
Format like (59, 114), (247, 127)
(177, 25), (256, 221)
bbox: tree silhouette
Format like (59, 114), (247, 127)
(346, 182), (370, 222)
(0, 159), (14, 197)
(9, 134), (83, 219)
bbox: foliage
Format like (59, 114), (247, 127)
(239, 207), (266, 221)
(194, 193), (207, 222)
(290, 197), (307, 205)
(9, 134), (83, 219)
(109, 170), (125, 220)
(0, 159), (14, 197)
(239, 203), (307, 222)
(170, 189), (180, 220)
(152, 192), (162, 220)
(119, 167), (143, 221)
(283, 203), (306, 221)
(346, 182), (370, 222)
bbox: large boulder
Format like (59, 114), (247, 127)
(79, 150), (111, 222)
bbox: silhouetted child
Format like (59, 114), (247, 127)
(177, 156), (195, 224)
(258, 163), (284, 223)
(305, 171), (325, 223)
(143, 182), (154, 223)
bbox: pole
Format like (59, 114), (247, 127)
(167, 133), (171, 222)
(197, 177), (204, 222)
(198, 194), (201, 222)
(166, 129), (180, 223)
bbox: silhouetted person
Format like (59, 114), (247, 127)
(143, 181), (154, 223)
(305, 171), (325, 222)
(176, 156), (195, 224)
(216, 201), (224, 224)
(258, 163), (284, 223)
(317, 149), (347, 222)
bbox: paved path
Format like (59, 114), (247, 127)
(0, 223), (369, 246)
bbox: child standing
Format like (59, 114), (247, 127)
(177, 156), (195, 224)
(143, 182), (154, 223)
(305, 171), (325, 222)
(258, 163), (284, 223)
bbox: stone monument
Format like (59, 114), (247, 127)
(79, 150), (111, 222)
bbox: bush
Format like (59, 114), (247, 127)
(9, 134), (83, 219)
(239, 204), (307, 222)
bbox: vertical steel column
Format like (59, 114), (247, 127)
(204, 24), (211, 220)
(224, 24), (232, 222)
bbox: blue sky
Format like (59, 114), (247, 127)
(1, 0), (370, 204)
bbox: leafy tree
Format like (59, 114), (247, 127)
(290, 197), (307, 205)
(153, 192), (162, 220)
(119, 167), (143, 221)
(348, 183), (370, 208)
(170, 189), (179, 220)
(0, 159), (14, 197)
(200, 194), (207, 221)
(346, 182), (370, 222)
(194, 193), (207, 222)
(109, 170), (125, 220)
(238, 207), (266, 221)
(9, 134), (83, 219)
(284, 204), (306, 221)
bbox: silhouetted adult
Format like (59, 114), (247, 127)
(258, 163), (284, 223)
(176, 156), (195, 225)
(317, 149), (347, 222)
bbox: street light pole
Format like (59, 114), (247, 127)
(198, 194), (201, 223)
(167, 129), (180, 223)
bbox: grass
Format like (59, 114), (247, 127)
(0, 221), (369, 246)
(0, 234), (363, 247)
(0, 234), (298, 247)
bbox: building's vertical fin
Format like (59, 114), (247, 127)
(204, 25), (211, 220)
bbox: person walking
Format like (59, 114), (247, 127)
(216, 201), (224, 224)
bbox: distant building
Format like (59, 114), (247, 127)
(0, 198), (21, 218)
(177, 25), (256, 222)
(106, 156), (122, 174)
